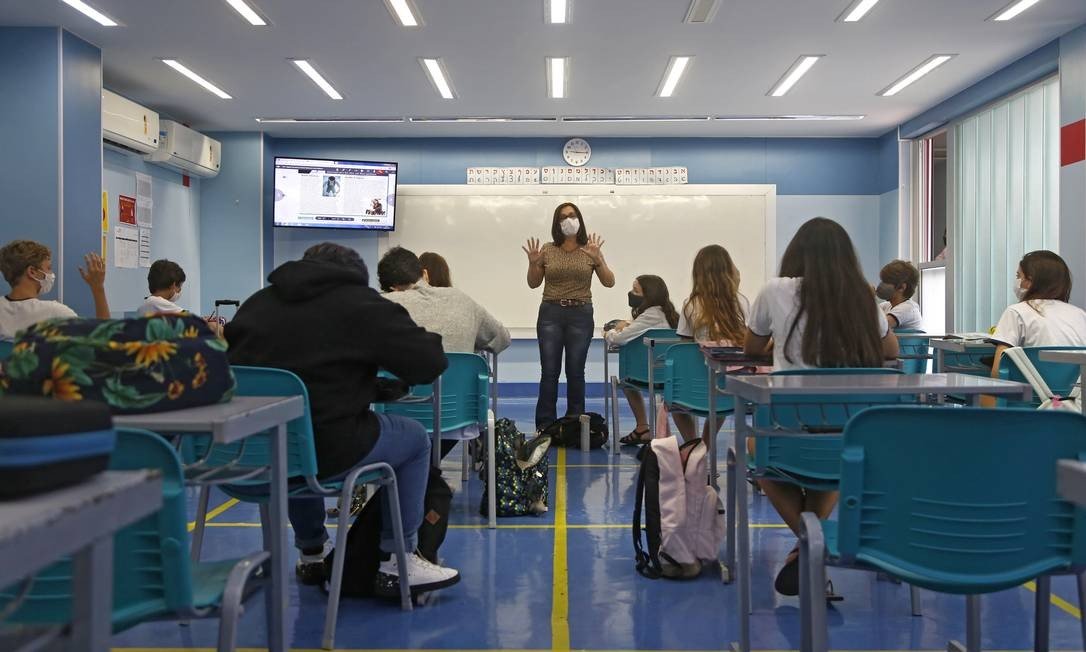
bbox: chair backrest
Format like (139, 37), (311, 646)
(662, 342), (734, 415)
(193, 366), (320, 480)
(617, 328), (678, 386)
(753, 368), (909, 482)
(837, 406), (1086, 593)
(379, 353), (490, 432)
(0, 428), (193, 629)
(0, 340), (12, 359)
(894, 329), (930, 374)
(997, 346), (1086, 408)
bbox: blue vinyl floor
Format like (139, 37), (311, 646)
(111, 397), (1085, 651)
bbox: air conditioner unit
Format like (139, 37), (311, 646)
(102, 89), (159, 155)
(146, 120), (221, 178)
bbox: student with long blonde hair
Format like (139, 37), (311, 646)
(673, 244), (749, 442)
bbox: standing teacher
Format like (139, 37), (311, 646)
(523, 202), (615, 430)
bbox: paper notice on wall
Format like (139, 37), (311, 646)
(114, 225), (139, 269)
(135, 173), (153, 227)
(138, 228), (152, 267)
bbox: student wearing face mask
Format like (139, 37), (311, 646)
(604, 275), (679, 445)
(875, 260), (923, 330)
(989, 250), (1086, 374)
(139, 259), (188, 315)
(0, 240), (109, 341)
(523, 202), (616, 429)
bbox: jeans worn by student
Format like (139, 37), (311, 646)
(289, 413), (430, 554)
(535, 302), (594, 429)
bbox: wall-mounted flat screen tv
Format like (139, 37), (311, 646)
(273, 157), (397, 231)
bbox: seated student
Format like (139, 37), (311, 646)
(0, 240), (109, 341)
(875, 259), (923, 330)
(606, 275), (679, 445)
(138, 259), (224, 335)
(419, 251), (452, 288)
(744, 217), (898, 597)
(378, 247), (510, 354)
(673, 244), (750, 443)
(989, 250), (1086, 373)
(225, 242), (460, 594)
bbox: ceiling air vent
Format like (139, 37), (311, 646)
(684, 0), (719, 23)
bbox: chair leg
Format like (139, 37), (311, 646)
(1077, 571), (1086, 649)
(322, 472), (363, 650)
(723, 446), (737, 584)
(610, 376), (620, 454)
(799, 512), (828, 652)
(910, 584), (922, 617)
(948, 594), (982, 652)
(190, 484), (212, 561)
(258, 503), (275, 641)
(1033, 576), (1050, 652)
(217, 551), (269, 652)
(381, 468), (413, 611)
(461, 440), (469, 484)
(487, 410), (497, 529)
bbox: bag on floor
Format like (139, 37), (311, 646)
(0, 314), (235, 414)
(633, 436), (725, 580)
(325, 465), (452, 598)
(540, 412), (608, 448)
(479, 417), (551, 517)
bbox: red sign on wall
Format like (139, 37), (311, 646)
(119, 195), (136, 225)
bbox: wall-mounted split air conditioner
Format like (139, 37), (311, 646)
(145, 120), (221, 178)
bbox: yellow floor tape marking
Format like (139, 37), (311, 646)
(551, 447), (571, 651)
(185, 497), (239, 533)
(1023, 580), (1082, 619)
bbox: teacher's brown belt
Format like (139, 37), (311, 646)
(543, 299), (591, 307)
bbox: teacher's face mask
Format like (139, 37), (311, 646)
(560, 217), (579, 237)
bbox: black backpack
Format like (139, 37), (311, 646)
(324, 465), (452, 598)
(540, 412), (608, 448)
(479, 418), (551, 517)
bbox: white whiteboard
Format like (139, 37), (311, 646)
(386, 185), (776, 335)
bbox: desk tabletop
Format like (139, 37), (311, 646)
(113, 395), (304, 444)
(0, 470), (162, 588)
(724, 372), (1031, 404)
(1039, 350), (1086, 364)
(1057, 460), (1086, 508)
(929, 338), (996, 353)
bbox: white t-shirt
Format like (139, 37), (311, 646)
(138, 295), (184, 316)
(676, 294), (751, 342)
(604, 306), (672, 347)
(990, 300), (1086, 348)
(879, 299), (923, 331)
(0, 296), (77, 341)
(748, 277), (889, 370)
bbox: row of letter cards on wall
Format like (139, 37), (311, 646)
(614, 167), (688, 185)
(466, 167), (540, 184)
(540, 167), (616, 184)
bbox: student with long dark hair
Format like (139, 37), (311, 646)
(523, 202), (616, 429)
(419, 252), (452, 288)
(606, 275), (679, 445)
(744, 217), (898, 596)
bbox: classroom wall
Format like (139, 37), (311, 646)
(102, 149), (202, 316)
(1061, 24), (1086, 307)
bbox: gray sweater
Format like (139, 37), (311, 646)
(383, 282), (511, 354)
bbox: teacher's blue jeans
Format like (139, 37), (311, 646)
(535, 302), (594, 429)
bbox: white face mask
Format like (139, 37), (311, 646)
(31, 269), (55, 295)
(1014, 278), (1028, 301)
(560, 217), (579, 237)
(170, 288), (182, 302)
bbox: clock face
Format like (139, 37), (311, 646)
(563, 138), (591, 167)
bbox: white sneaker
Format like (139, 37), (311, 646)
(374, 552), (460, 597)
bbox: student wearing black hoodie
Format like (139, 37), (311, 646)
(226, 242), (459, 596)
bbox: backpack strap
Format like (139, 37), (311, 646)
(632, 450), (662, 580)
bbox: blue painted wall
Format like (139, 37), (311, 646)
(0, 28), (59, 286)
(60, 31), (102, 316)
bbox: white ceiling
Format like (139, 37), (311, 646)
(3, 0), (1086, 138)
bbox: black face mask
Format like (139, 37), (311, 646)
(628, 292), (642, 309)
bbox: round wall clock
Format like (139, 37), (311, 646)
(563, 138), (591, 167)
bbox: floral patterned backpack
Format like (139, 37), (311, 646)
(0, 314), (235, 414)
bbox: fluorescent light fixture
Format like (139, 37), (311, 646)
(291, 60), (343, 100)
(409, 117), (558, 123)
(545, 0), (570, 23)
(657, 56), (692, 98)
(769, 55), (822, 97)
(714, 114), (865, 121)
(563, 116), (710, 123)
(419, 58), (456, 99)
(684, 0), (720, 23)
(878, 54), (955, 96)
(161, 60), (232, 99)
(547, 57), (569, 99)
(224, 0), (267, 25)
(991, 0), (1043, 21)
(60, 0), (118, 26)
(385, 0), (421, 27)
(838, 0), (881, 22)
(255, 118), (404, 123)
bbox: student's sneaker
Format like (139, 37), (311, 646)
(295, 544), (330, 586)
(373, 552), (460, 598)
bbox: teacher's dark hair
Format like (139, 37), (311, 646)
(778, 217), (883, 368)
(551, 202), (588, 246)
(303, 242), (369, 285)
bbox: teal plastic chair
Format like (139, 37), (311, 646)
(188, 366), (412, 650)
(996, 345), (1086, 409)
(799, 407), (1086, 652)
(0, 340), (12, 359)
(0, 428), (268, 652)
(661, 342), (735, 443)
(610, 328), (679, 441)
(895, 329), (931, 374)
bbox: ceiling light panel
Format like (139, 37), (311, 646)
(545, 0), (570, 24)
(224, 0), (267, 25)
(161, 60), (232, 99)
(255, 118), (404, 123)
(657, 56), (692, 98)
(768, 55), (822, 97)
(714, 114), (865, 121)
(385, 0), (422, 27)
(837, 0), (881, 22)
(410, 117), (559, 123)
(684, 0), (719, 23)
(991, 0), (1044, 21)
(419, 58), (456, 99)
(291, 60), (343, 100)
(60, 0), (118, 26)
(878, 54), (955, 96)
(563, 116), (710, 123)
(547, 57), (569, 99)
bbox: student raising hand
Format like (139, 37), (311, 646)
(78, 253), (111, 319)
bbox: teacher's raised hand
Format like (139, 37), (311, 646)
(523, 236), (545, 288)
(583, 233), (605, 264)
